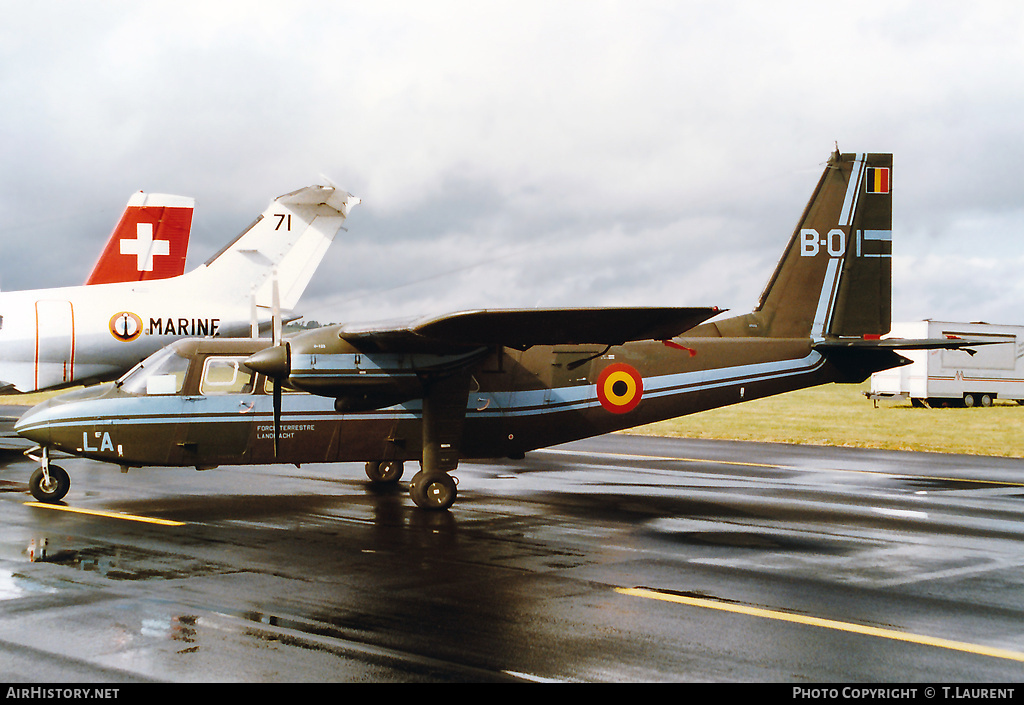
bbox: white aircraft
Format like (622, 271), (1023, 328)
(84, 191), (195, 285)
(0, 184), (358, 393)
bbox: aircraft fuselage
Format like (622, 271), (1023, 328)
(0, 280), (258, 393)
(15, 335), (871, 470)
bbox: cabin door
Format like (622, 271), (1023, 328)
(34, 300), (75, 390)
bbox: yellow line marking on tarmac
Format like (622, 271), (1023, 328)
(616, 587), (1024, 663)
(24, 502), (186, 526)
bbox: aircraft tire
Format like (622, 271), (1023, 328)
(29, 466), (70, 503)
(409, 471), (457, 511)
(365, 460), (404, 483)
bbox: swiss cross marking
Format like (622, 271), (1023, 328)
(120, 223), (170, 272)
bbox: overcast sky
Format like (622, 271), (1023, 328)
(2, 1), (1023, 329)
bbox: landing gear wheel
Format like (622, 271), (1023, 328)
(365, 460), (404, 483)
(409, 471), (457, 510)
(29, 465), (70, 503)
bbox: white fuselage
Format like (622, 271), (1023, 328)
(0, 271), (260, 392)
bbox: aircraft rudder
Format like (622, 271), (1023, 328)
(197, 184), (359, 311)
(829, 152), (892, 338)
(751, 150), (892, 340)
(85, 192), (194, 285)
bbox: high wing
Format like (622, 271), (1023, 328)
(246, 306), (723, 381)
(245, 306), (724, 452)
(337, 306), (725, 352)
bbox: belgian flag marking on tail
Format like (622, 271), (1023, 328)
(866, 167), (890, 194)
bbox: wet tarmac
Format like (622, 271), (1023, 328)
(3, 428), (1024, 682)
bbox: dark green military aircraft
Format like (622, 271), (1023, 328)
(16, 149), (974, 510)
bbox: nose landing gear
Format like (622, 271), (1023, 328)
(26, 447), (70, 503)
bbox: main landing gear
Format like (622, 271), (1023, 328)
(27, 448), (70, 503)
(365, 459), (458, 511)
(409, 471), (458, 511)
(364, 460), (405, 483)
(365, 371), (468, 512)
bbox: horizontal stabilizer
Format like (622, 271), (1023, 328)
(814, 337), (1001, 354)
(340, 307), (724, 352)
(276, 184), (360, 216)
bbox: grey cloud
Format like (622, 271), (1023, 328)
(2, 1), (1023, 329)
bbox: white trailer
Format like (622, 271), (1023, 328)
(869, 320), (1024, 407)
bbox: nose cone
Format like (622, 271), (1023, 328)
(245, 343), (290, 380)
(14, 400), (55, 445)
(14, 383), (116, 448)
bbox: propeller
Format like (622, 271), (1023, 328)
(245, 272), (290, 457)
(245, 341), (290, 451)
(271, 274), (283, 457)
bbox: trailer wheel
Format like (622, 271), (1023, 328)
(980, 394), (993, 407)
(964, 394), (976, 408)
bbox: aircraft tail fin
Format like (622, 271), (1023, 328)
(194, 185), (359, 311)
(85, 192), (194, 285)
(714, 150), (892, 340)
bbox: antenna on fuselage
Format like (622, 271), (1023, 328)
(250, 286), (259, 338)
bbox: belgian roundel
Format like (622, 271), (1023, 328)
(596, 363), (643, 414)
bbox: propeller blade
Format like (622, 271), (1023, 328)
(273, 378), (282, 458)
(246, 341), (291, 458)
(249, 272), (284, 458)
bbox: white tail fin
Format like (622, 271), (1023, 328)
(191, 185), (359, 311)
(85, 192), (194, 285)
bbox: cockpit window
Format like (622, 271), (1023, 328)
(200, 357), (255, 395)
(118, 347), (190, 395)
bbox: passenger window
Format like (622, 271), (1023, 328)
(201, 357), (255, 395)
(262, 377), (301, 395)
